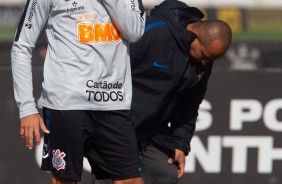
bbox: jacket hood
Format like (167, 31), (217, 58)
(151, 0), (204, 26)
(150, 0), (204, 53)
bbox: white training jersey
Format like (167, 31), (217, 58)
(11, 0), (145, 118)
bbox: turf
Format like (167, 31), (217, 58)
(0, 28), (16, 41)
(233, 9), (282, 41)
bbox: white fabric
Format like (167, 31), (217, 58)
(11, 0), (145, 118)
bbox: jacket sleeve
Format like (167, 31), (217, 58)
(129, 25), (150, 69)
(102, 0), (145, 42)
(11, 0), (50, 119)
(170, 62), (213, 155)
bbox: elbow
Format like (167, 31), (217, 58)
(127, 34), (142, 43)
(124, 17), (145, 42)
(125, 28), (144, 43)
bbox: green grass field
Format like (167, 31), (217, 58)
(232, 9), (282, 41)
(1, 9), (282, 41)
(0, 28), (16, 41)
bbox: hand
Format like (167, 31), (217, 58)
(167, 148), (186, 178)
(20, 113), (50, 149)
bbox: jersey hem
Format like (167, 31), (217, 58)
(38, 102), (131, 111)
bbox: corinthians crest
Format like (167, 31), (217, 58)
(52, 149), (66, 171)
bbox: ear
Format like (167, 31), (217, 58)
(186, 23), (200, 38)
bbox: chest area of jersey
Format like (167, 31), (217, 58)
(51, 0), (122, 43)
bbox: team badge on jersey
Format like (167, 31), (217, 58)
(52, 149), (66, 171)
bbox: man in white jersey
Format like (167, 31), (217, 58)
(11, 0), (145, 183)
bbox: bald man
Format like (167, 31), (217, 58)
(92, 0), (232, 184)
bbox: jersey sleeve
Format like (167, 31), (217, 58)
(102, 0), (146, 42)
(11, 0), (50, 119)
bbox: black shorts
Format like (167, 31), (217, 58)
(139, 142), (178, 184)
(41, 108), (141, 181)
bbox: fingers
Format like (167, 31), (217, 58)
(20, 124), (25, 141)
(35, 122), (41, 146)
(177, 162), (185, 178)
(37, 118), (49, 146)
(20, 114), (46, 149)
(24, 122), (29, 147)
(168, 156), (184, 178)
(167, 157), (173, 164)
(22, 119), (33, 149)
(39, 117), (50, 134)
(168, 152), (185, 178)
(28, 125), (34, 149)
(174, 149), (186, 178)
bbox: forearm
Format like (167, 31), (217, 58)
(11, 0), (49, 118)
(172, 120), (196, 155)
(11, 49), (38, 118)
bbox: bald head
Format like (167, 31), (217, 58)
(188, 20), (232, 64)
(199, 20), (232, 56)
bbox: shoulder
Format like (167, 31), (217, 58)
(145, 15), (169, 32)
(142, 15), (172, 41)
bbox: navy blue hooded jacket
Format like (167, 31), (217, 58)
(130, 0), (213, 155)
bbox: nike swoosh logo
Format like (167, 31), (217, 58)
(153, 61), (169, 68)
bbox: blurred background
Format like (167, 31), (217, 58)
(1, 0), (282, 183)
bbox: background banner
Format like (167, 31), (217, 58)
(1, 67), (282, 184)
(1, 1), (281, 183)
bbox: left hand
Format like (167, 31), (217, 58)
(167, 148), (186, 178)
